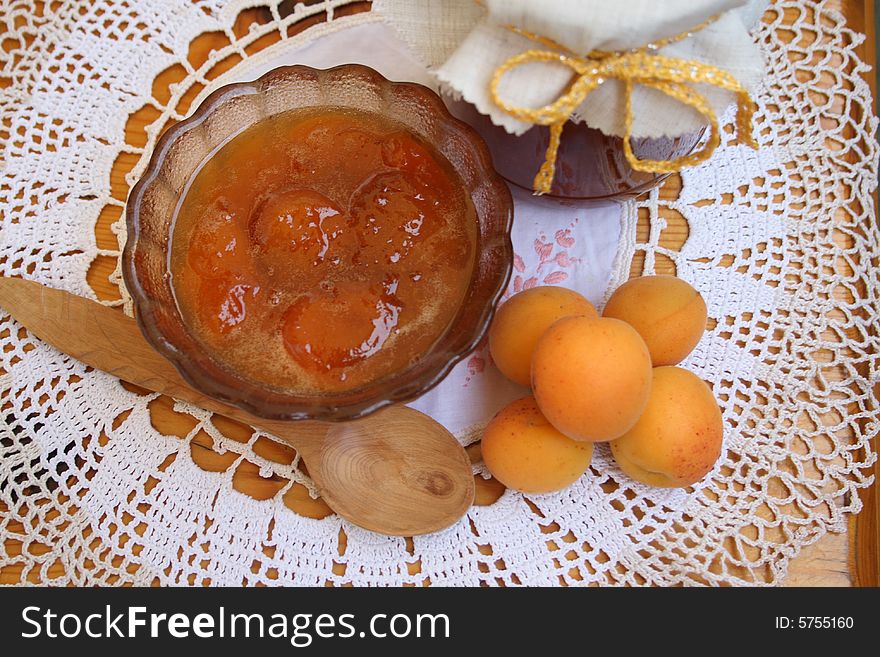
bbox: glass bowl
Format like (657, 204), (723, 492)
(123, 64), (513, 421)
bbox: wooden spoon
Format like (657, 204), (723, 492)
(0, 277), (474, 536)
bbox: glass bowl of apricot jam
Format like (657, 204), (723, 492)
(123, 64), (513, 421)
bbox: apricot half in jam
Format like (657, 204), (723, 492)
(187, 210), (249, 279)
(197, 277), (261, 335)
(382, 131), (444, 179)
(249, 189), (352, 277)
(349, 170), (448, 267)
(281, 280), (402, 372)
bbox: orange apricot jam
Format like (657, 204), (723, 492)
(170, 107), (477, 392)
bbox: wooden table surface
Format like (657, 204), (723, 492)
(1, 0), (877, 586)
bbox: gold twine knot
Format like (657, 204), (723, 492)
(490, 21), (759, 195)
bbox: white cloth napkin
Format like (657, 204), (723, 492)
(409, 186), (620, 437)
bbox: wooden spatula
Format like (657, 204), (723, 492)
(0, 277), (474, 536)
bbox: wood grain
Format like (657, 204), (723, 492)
(1, 0), (876, 585)
(850, 0), (879, 589)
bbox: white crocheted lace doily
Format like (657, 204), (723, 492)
(0, 0), (876, 586)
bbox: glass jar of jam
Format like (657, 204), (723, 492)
(445, 99), (704, 201)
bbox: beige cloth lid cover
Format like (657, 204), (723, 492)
(373, 0), (768, 139)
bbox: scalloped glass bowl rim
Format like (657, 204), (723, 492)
(123, 64), (513, 421)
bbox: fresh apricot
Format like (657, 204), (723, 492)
(488, 286), (598, 386)
(610, 366), (723, 488)
(482, 396), (593, 493)
(602, 275), (707, 366)
(532, 316), (652, 442)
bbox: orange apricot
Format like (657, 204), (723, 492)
(488, 286), (597, 386)
(602, 275), (707, 366)
(481, 396), (593, 493)
(532, 316), (652, 442)
(610, 366), (723, 488)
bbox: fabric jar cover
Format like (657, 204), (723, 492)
(373, 0), (769, 140)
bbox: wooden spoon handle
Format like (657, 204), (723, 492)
(0, 277), (474, 535)
(0, 277), (326, 461)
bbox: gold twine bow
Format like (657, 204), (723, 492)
(490, 20), (758, 194)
